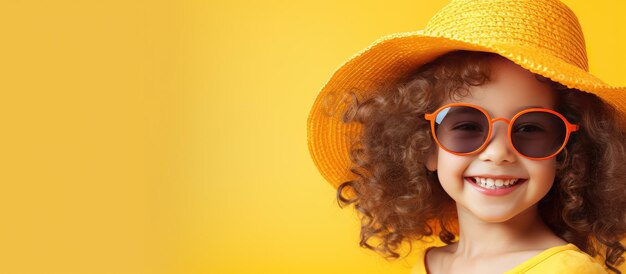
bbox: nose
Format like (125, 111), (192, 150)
(477, 120), (516, 164)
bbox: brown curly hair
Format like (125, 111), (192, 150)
(336, 50), (626, 273)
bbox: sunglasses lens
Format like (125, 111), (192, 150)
(434, 106), (489, 153)
(511, 112), (567, 158)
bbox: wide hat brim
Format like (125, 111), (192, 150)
(307, 29), (626, 189)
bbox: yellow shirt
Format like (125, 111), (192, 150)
(410, 243), (608, 274)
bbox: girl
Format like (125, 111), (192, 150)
(307, 0), (626, 273)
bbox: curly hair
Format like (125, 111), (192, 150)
(336, 50), (626, 273)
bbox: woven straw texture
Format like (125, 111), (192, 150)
(307, 0), (626, 189)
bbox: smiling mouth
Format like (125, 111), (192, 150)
(465, 177), (528, 190)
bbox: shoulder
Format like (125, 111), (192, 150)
(511, 244), (608, 274)
(411, 244), (455, 274)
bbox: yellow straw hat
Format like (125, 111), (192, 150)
(307, 0), (626, 189)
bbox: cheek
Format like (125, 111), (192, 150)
(526, 158), (557, 191)
(436, 149), (470, 188)
(437, 147), (471, 168)
(530, 158), (556, 176)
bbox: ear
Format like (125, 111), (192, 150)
(425, 148), (438, 172)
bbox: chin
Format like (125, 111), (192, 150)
(479, 215), (516, 223)
(471, 209), (519, 223)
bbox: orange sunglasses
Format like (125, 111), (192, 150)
(424, 103), (579, 160)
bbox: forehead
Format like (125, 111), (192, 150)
(445, 57), (556, 117)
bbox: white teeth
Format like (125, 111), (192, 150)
(472, 177), (521, 190)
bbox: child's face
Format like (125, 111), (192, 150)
(426, 57), (557, 223)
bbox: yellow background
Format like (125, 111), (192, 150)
(0, 0), (625, 273)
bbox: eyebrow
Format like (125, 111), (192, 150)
(514, 105), (547, 112)
(485, 105), (548, 118)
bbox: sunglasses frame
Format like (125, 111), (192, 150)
(424, 102), (579, 160)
